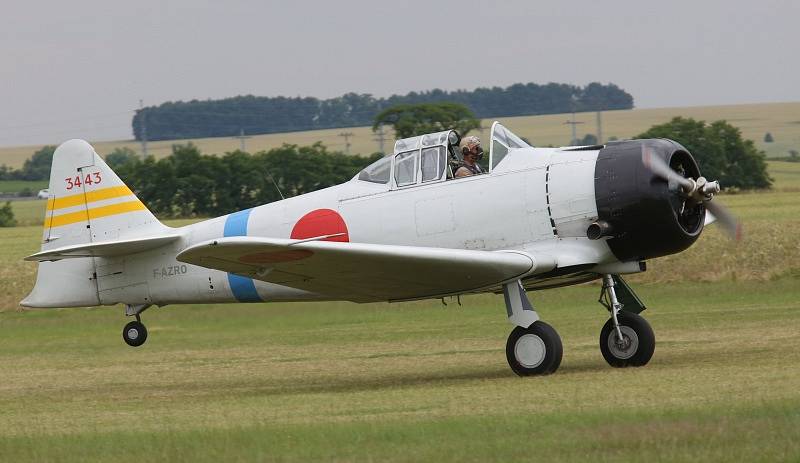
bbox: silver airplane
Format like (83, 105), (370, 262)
(23, 122), (737, 376)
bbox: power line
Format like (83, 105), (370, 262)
(563, 112), (584, 145)
(232, 128), (252, 152)
(372, 124), (387, 154)
(339, 132), (354, 154)
(139, 99), (148, 157)
(596, 110), (603, 144)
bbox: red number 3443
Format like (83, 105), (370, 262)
(65, 172), (102, 190)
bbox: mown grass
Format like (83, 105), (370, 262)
(0, 102), (798, 169)
(0, 279), (798, 461)
(1, 161), (798, 461)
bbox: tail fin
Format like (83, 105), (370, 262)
(22, 139), (168, 308)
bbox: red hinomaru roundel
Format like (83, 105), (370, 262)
(237, 209), (349, 264)
(290, 209), (350, 242)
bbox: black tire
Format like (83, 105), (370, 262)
(122, 320), (148, 347)
(599, 311), (655, 367)
(506, 321), (563, 376)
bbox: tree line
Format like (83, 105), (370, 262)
(0, 146), (56, 181)
(1, 108), (771, 226)
(111, 144), (380, 217)
(132, 82), (634, 141)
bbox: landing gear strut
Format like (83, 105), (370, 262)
(122, 304), (151, 347)
(598, 275), (655, 367)
(503, 281), (563, 376)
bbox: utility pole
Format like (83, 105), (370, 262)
(564, 111), (584, 145)
(596, 110), (603, 144)
(233, 128), (251, 152)
(372, 124), (386, 154)
(339, 131), (354, 154)
(139, 99), (148, 157)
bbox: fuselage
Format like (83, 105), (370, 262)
(117, 145), (615, 307)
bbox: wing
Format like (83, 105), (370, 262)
(177, 237), (555, 302)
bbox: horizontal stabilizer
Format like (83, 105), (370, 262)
(178, 237), (555, 302)
(25, 234), (180, 262)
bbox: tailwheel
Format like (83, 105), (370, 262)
(506, 321), (563, 376)
(599, 311), (654, 367)
(122, 320), (148, 347)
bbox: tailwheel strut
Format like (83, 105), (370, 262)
(122, 304), (151, 347)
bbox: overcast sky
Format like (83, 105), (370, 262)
(1, 0), (797, 146)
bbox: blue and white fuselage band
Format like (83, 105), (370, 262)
(223, 209), (263, 302)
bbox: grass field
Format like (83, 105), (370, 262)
(0, 162), (798, 461)
(0, 180), (47, 195)
(1, 279), (798, 461)
(0, 102), (798, 170)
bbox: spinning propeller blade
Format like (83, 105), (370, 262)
(641, 145), (741, 241)
(705, 200), (742, 241)
(641, 145), (694, 191)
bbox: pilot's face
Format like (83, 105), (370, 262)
(465, 145), (481, 162)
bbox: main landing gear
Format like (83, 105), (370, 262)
(597, 274), (655, 367)
(502, 274), (655, 376)
(122, 304), (151, 347)
(503, 281), (562, 376)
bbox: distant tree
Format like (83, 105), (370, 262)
(133, 83), (634, 142)
(18, 146), (56, 181)
(0, 165), (12, 181)
(115, 142), (377, 218)
(764, 132), (774, 143)
(576, 82), (634, 111)
(789, 149), (799, 162)
(637, 117), (771, 190)
(579, 134), (598, 145)
(373, 102), (481, 139)
(0, 201), (16, 227)
(105, 147), (140, 169)
(607, 136), (619, 141)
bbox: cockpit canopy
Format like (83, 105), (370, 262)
(356, 123), (531, 188)
(488, 122), (531, 170)
(358, 129), (460, 186)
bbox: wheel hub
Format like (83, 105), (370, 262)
(514, 334), (546, 368)
(127, 328), (139, 340)
(608, 326), (639, 359)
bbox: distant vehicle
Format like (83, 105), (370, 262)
(37, 189), (49, 199)
(22, 125), (739, 376)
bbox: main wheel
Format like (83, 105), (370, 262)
(506, 321), (563, 376)
(122, 320), (148, 347)
(599, 311), (654, 367)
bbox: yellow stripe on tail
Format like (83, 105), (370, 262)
(46, 185), (135, 212)
(47, 200), (148, 228)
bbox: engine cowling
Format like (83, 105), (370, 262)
(593, 139), (705, 261)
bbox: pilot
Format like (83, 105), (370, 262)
(455, 136), (484, 178)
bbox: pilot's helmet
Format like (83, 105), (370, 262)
(460, 136), (483, 158)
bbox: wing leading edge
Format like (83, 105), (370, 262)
(177, 237), (556, 302)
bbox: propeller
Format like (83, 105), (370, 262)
(642, 145), (741, 241)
